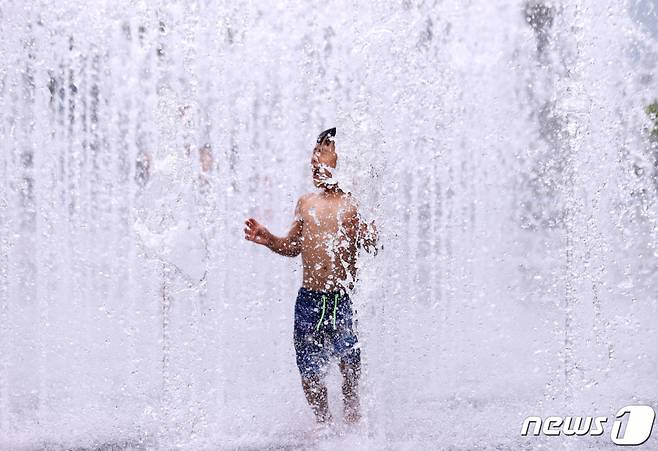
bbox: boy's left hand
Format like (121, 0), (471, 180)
(342, 213), (359, 238)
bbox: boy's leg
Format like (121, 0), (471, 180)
(301, 374), (332, 423)
(294, 289), (331, 423)
(339, 357), (361, 423)
(295, 340), (331, 423)
(333, 293), (362, 423)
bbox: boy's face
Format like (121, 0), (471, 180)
(311, 138), (337, 188)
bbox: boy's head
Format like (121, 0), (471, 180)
(311, 127), (337, 189)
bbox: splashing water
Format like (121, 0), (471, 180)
(1, 0), (657, 449)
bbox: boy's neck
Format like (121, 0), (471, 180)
(321, 184), (343, 196)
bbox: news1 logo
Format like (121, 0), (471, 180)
(521, 405), (656, 446)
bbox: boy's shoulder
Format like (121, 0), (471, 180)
(294, 193), (317, 220)
(299, 192), (317, 201)
(297, 192), (318, 207)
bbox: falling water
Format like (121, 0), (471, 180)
(1, 0), (657, 449)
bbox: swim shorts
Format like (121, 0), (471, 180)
(293, 287), (361, 379)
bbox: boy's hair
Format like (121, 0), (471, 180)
(316, 127), (336, 144)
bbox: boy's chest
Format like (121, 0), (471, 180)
(302, 199), (352, 232)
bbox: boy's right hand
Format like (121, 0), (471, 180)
(244, 218), (272, 247)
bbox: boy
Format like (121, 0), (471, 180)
(244, 127), (377, 425)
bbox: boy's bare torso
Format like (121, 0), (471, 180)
(296, 191), (359, 292)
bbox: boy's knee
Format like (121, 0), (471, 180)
(340, 348), (361, 371)
(339, 358), (361, 381)
(302, 373), (320, 386)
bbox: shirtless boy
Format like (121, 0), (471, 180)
(244, 127), (377, 425)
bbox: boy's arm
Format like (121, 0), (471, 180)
(359, 219), (379, 255)
(343, 202), (379, 255)
(266, 216), (303, 257)
(244, 198), (304, 257)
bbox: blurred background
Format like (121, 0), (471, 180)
(1, 0), (657, 449)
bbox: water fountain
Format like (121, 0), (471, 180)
(1, 0), (657, 449)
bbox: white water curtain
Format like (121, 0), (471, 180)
(1, 0), (657, 449)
